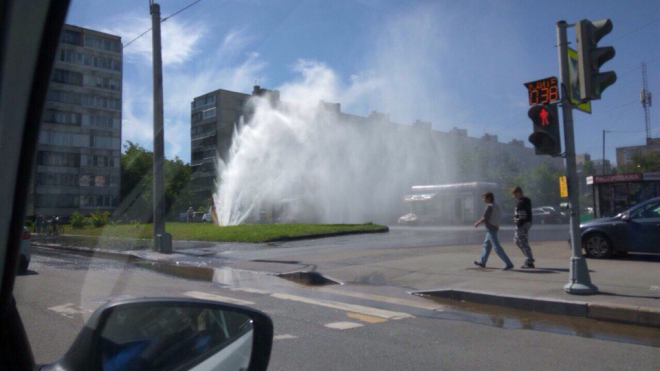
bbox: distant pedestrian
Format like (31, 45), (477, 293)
(186, 207), (194, 223)
(35, 214), (43, 234)
(474, 192), (514, 270)
(512, 186), (535, 269)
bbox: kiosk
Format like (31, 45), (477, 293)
(587, 172), (660, 218)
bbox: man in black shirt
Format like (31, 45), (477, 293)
(512, 186), (535, 269)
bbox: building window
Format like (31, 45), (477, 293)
(82, 114), (118, 129)
(53, 69), (83, 85)
(35, 195), (78, 208)
(47, 90), (82, 105)
(90, 135), (117, 149)
(39, 131), (89, 147)
(62, 30), (81, 45)
(192, 95), (216, 110)
(80, 195), (119, 208)
(37, 151), (80, 167)
(82, 94), (121, 111)
(43, 110), (81, 125)
(58, 49), (122, 72)
(83, 75), (121, 91)
(83, 35), (121, 53)
(36, 173), (78, 186)
(202, 107), (216, 120)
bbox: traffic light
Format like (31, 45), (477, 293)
(528, 103), (561, 155)
(575, 19), (617, 101)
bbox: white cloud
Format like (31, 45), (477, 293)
(102, 13), (205, 67)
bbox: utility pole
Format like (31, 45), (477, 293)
(557, 20), (597, 295)
(150, 1), (171, 253)
(641, 62), (652, 143)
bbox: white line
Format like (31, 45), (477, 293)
(324, 322), (364, 330)
(184, 291), (255, 305)
(270, 293), (413, 320)
(274, 334), (298, 340)
(319, 287), (447, 311)
(229, 287), (271, 295)
(48, 303), (93, 318)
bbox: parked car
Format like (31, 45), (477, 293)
(18, 227), (31, 274)
(539, 206), (569, 223)
(177, 212), (188, 222)
(193, 211), (205, 222)
(532, 207), (563, 225)
(580, 197), (660, 258)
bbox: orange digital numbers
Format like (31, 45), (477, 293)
(525, 77), (559, 106)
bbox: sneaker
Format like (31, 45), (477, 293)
(521, 263), (535, 269)
(503, 265), (514, 271)
(474, 261), (485, 268)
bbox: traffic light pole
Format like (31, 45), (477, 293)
(557, 21), (597, 295)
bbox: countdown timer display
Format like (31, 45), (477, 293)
(524, 77), (559, 106)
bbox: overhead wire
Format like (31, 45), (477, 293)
(123, 0), (208, 49)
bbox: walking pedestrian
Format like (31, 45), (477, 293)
(474, 192), (514, 270)
(512, 186), (535, 269)
(186, 207), (194, 223)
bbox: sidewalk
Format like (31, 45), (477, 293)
(33, 236), (660, 326)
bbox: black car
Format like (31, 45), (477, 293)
(580, 197), (660, 258)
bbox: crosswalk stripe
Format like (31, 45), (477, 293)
(324, 322), (364, 330)
(184, 291), (255, 305)
(274, 334), (298, 340)
(48, 303), (92, 318)
(270, 293), (413, 320)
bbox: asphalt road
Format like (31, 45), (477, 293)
(13, 248), (660, 371)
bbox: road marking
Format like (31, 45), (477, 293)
(230, 287), (271, 295)
(48, 303), (93, 319)
(270, 293), (413, 320)
(274, 334), (298, 340)
(346, 312), (387, 323)
(184, 291), (255, 305)
(319, 287), (447, 311)
(324, 322), (364, 330)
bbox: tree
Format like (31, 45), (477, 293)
(617, 151), (660, 173)
(117, 141), (194, 221)
(510, 162), (564, 207)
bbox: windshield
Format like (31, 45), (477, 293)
(10, 0), (660, 370)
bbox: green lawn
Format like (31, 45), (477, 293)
(56, 222), (387, 243)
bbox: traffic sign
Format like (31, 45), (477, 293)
(524, 77), (559, 106)
(567, 48), (592, 113)
(559, 176), (568, 198)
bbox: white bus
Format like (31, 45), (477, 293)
(398, 182), (501, 225)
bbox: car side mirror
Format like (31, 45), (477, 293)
(42, 298), (274, 371)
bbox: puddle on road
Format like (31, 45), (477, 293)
(418, 295), (660, 348)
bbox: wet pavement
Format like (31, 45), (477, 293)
(28, 245), (660, 350)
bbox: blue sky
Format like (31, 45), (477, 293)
(65, 0), (660, 165)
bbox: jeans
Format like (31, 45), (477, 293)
(480, 228), (513, 267)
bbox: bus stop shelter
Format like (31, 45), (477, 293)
(587, 172), (660, 218)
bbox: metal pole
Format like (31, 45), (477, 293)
(150, 2), (168, 253)
(557, 20), (597, 294)
(602, 130), (606, 174)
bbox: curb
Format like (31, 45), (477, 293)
(32, 241), (135, 261)
(411, 289), (660, 328)
(264, 226), (389, 242)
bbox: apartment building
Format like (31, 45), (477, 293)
(27, 24), (122, 216)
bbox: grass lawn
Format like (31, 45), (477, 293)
(56, 222), (387, 243)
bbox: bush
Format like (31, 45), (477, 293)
(70, 211), (88, 229)
(90, 209), (110, 228)
(24, 220), (34, 228)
